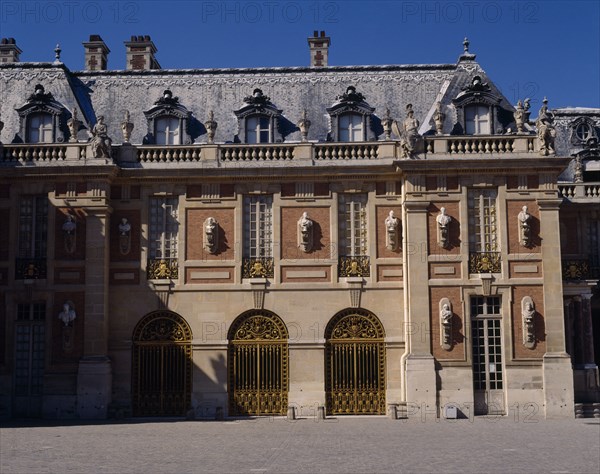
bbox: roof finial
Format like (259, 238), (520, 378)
(54, 43), (62, 63)
(463, 37), (470, 52)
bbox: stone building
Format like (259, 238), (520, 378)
(0, 33), (598, 420)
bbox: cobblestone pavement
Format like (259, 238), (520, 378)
(1, 416), (599, 474)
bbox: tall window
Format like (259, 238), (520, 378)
(149, 197), (179, 262)
(15, 303), (46, 397)
(27, 113), (53, 143)
(465, 105), (490, 135)
(155, 116), (181, 145)
(246, 115), (270, 144)
(468, 189), (498, 252)
(339, 113), (363, 142)
(339, 193), (368, 256)
(18, 196), (48, 259)
(244, 195), (273, 258)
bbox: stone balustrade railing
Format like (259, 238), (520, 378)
(220, 144), (294, 161)
(314, 143), (379, 160)
(558, 182), (600, 202)
(0, 135), (544, 167)
(137, 146), (202, 162)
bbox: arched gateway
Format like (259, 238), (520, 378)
(325, 309), (386, 415)
(132, 311), (192, 416)
(228, 310), (289, 416)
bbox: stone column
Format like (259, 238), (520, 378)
(538, 198), (574, 418)
(77, 205), (112, 419)
(403, 200), (436, 417)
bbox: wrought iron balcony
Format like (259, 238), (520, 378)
(469, 252), (501, 274)
(242, 257), (274, 278)
(147, 258), (179, 280)
(15, 258), (47, 280)
(338, 255), (370, 277)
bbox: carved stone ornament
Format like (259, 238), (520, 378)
(385, 210), (400, 251)
(521, 296), (535, 349)
(513, 99), (531, 134)
(432, 102), (445, 135)
(382, 108), (394, 140)
(436, 207), (452, 249)
(517, 205), (531, 247)
(203, 217), (219, 255)
(297, 212), (314, 253)
(439, 298), (453, 350)
(90, 115), (113, 159)
(67, 108), (81, 143)
(205, 110), (217, 144)
(297, 109), (311, 142)
(62, 214), (76, 254)
(58, 300), (76, 354)
(121, 110), (134, 144)
(396, 104), (421, 158)
(536, 97), (556, 156)
(118, 217), (132, 255)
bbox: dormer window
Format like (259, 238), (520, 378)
(14, 84), (68, 143)
(327, 86), (375, 142)
(234, 89), (283, 144)
(452, 76), (506, 136)
(339, 113), (364, 142)
(570, 117), (597, 146)
(143, 90), (191, 145)
(465, 105), (490, 135)
(155, 116), (181, 145)
(246, 115), (271, 144)
(27, 112), (54, 143)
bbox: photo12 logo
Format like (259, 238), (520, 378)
(1, 2), (140, 24)
(400, 1), (539, 24)
(200, 1), (340, 23)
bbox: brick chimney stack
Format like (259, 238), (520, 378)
(0, 38), (22, 63)
(308, 30), (330, 67)
(124, 35), (160, 70)
(83, 35), (110, 71)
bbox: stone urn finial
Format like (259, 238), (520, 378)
(382, 108), (394, 140)
(205, 110), (218, 144)
(67, 109), (81, 143)
(297, 109), (311, 142)
(121, 110), (134, 144)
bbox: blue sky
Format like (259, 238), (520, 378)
(1, 0), (599, 109)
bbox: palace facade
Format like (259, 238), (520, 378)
(0, 33), (598, 420)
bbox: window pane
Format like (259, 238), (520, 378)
(27, 113), (53, 143)
(339, 113), (363, 142)
(243, 195), (273, 257)
(155, 117), (180, 145)
(338, 193), (367, 256)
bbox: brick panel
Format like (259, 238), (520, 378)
(54, 208), (86, 261)
(427, 202), (461, 255)
(376, 206), (402, 258)
(430, 286), (464, 361)
(51, 292), (85, 365)
(110, 210), (141, 262)
(186, 208), (235, 260)
(512, 285), (546, 359)
(281, 207), (331, 260)
(507, 200), (541, 254)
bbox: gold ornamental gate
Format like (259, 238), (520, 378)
(132, 311), (192, 416)
(228, 310), (288, 416)
(326, 309), (386, 415)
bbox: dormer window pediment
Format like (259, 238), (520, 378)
(234, 89), (284, 143)
(452, 76), (503, 135)
(327, 86), (376, 142)
(143, 90), (192, 145)
(15, 84), (68, 143)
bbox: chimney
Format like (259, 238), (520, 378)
(124, 35), (161, 71)
(308, 30), (330, 67)
(0, 38), (22, 63)
(83, 34), (110, 71)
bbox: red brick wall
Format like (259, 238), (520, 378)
(507, 200), (540, 254)
(186, 208), (235, 260)
(51, 292), (84, 365)
(430, 286), (464, 360)
(281, 207), (330, 260)
(512, 286), (546, 359)
(54, 208), (86, 260)
(427, 202), (461, 255)
(376, 206), (402, 258)
(110, 210), (141, 262)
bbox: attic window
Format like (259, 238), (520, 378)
(465, 105), (490, 135)
(327, 86), (375, 142)
(575, 123), (593, 141)
(246, 115), (271, 144)
(27, 112), (54, 143)
(339, 113), (364, 142)
(155, 116), (181, 145)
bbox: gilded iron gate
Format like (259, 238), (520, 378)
(132, 311), (192, 416)
(326, 309), (386, 415)
(228, 310), (288, 416)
